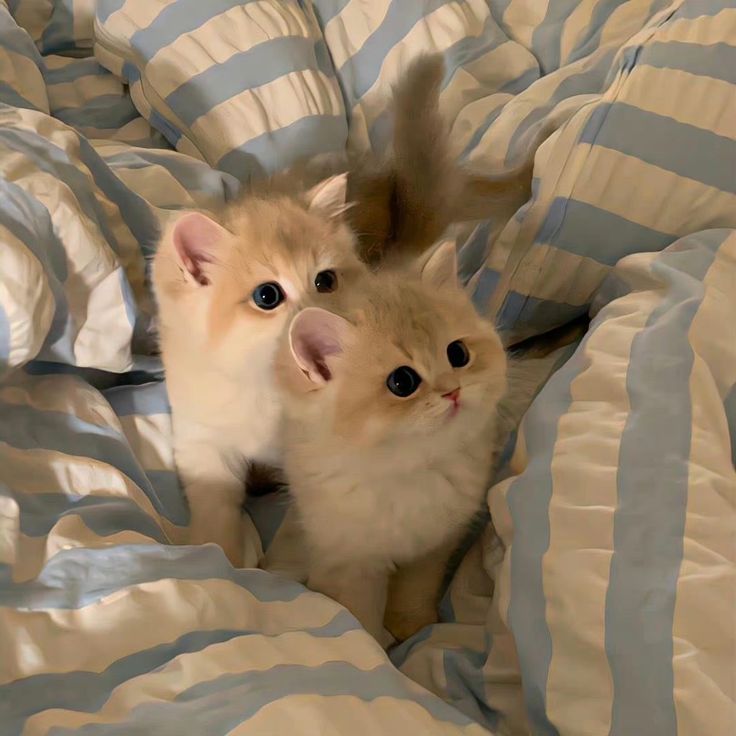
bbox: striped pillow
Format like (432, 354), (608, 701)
(94, 0), (348, 181)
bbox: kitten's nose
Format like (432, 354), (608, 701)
(442, 388), (460, 404)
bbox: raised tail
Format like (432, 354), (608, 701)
(349, 54), (532, 266)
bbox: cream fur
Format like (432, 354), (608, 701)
(275, 246), (507, 641)
(152, 175), (366, 565)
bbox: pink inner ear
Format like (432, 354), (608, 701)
(293, 332), (341, 381)
(172, 213), (225, 286)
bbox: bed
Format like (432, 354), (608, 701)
(1, 1), (734, 734)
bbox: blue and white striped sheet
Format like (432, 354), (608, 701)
(1, 1), (735, 734)
(94, 0), (348, 180)
(94, 0), (736, 339)
(395, 229), (736, 735)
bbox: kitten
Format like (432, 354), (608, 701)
(152, 174), (367, 565)
(274, 242), (507, 642)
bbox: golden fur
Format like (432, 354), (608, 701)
(274, 244), (507, 643)
(153, 174), (367, 565)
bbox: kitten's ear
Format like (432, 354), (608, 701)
(170, 212), (229, 286)
(421, 240), (458, 290)
(289, 307), (353, 387)
(305, 173), (352, 219)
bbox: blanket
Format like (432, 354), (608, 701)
(1, 1), (734, 734)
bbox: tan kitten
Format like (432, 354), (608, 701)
(152, 174), (367, 565)
(275, 242), (507, 642)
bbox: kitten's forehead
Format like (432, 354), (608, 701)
(225, 197), (355, 277)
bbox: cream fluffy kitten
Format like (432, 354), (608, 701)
(153, 174), (366, 565)
(275, 242), (507, 642)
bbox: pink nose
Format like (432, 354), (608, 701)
(443, 388), (460, 404)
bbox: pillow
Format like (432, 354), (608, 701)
(94, 0), (348, 181)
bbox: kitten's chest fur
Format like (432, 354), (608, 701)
(289, 421), (494, 565)
(164, 346), (282, 464)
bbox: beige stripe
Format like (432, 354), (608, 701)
(686, 232), (736, 399)
(671, 238), (736, 735)
(227, 694), (490, 736)
(655, 7), (736, 45)
(324, 0), (392, 70)
(190, 69), (343, 164)
(119, 413), (174, 472)
(12, 521), (158, 585)
(0, 227), (54, 368)
(0, 48), (49, 113)
(24, 630), (388, 734)
(2, 577), (342, 684)
(147, 1), (314, 99)
(568, 146), (736, 236)
(502, 0), (549, 51)
(544, 272), (662, 734)
(622, 65), (736, 141)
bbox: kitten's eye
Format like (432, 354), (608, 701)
(447, 340), (470, 368)
(386, 366), (422, 397)
(315, 270), (337, 293)
(252, 282), (285, 310)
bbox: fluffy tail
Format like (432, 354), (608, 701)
(350, 54), (532, 266)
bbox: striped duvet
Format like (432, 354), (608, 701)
(0, 1), (734, 734)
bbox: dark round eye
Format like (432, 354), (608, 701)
(252, 282), (285, 310)
(386, 366), (422, 398)
(447, 340), (470, 368)
(315, 270), (337, 293)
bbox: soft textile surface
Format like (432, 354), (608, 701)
(1, 1), (735, 734)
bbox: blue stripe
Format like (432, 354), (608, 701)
(39, 0), (76, 54)
(105, 380), (170, 416)
(166, 36), (321, 128)
(96, 0), (126, 24)
(671, 0), (736, 21)
(103, 149), (240, 203)
(149, 108), (182, 146)
(130, 0), (258, 59)
(459, 221), (495, 285)
(580, 103), (736, 194)
(471, 267), (500, 317)
(0, 178), (73, 361)
(530, 0), (579, 74)
(641, 40), (736, 85)
(53, 94), (140, 131)
(43, 59), (110, 85)
(2, 612), (361, 735)
(244, 490), (289, 553)
(505, 49), (615, 165)
(569, 0), (671, 64)
(47, 663), (476, 735)
(8, 489), (167, 542)
(145, 470), (189, 526)
(606, 233), (719, 736)
(505, 355), (586, 734)
(0, 400), (179, 524)
(0, 83), (40, 112)
(442, 643), (499, 731)
(461, 65), (540, 160)
(498, 292), (586, 338)
(0, 544), (306, 609)
(724, 383), (736, 466)
(0, 303), (10, 370)
(537, 197), (673, 263)
(338, 0), (451, 104)
(216, 113), (347, 180)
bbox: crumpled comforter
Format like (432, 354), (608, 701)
(1, 1), (734, 734)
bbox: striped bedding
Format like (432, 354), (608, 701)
(0, 1), (734, 734)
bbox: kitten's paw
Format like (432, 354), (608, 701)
(384, 605), (438, 643)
